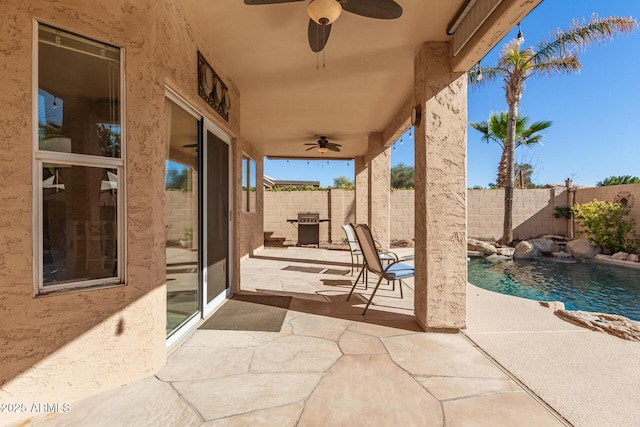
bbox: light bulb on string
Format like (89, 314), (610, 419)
(516, 22), (524, 46)
(400, 137), (403, 145)
(409, 129), (413, 139)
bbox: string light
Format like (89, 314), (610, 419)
(52, 96), (58, 109)
(516, 22), (524, 46)
(409, 129), (413, 139)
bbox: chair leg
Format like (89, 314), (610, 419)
(347, 268), (366, 301)
(363, 275), (386, 316)
(349, 252), (354, 276)
(399, 279), (403, 299)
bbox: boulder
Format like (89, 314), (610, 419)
(565, 238), (601, 259)
(513, 241), (540, 259)
(543, 234), (570, 241)
(612, 251), (629, 260)
(529, 238), (560, 254)
(467, 238), (497, 255)
(555, 310), (640, 342)
(552, 251), (572, 260)
(496, 247), (515, 257)
(540, 301), (565, 311)
(628, 254), (639, 262)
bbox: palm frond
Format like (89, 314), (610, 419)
(532, 54), (581, 77)
(470, 120), (502, 146)
(468, 65), (507, 87)
(498, 42), (535, 73)
(533, 15), (637, 65)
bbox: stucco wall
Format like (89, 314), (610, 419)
(1, 0), (248, 418)
(264, 191), (331, 245)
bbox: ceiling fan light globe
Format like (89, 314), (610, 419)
(307, 0), (342, 25)
(317, 146), (329, 154)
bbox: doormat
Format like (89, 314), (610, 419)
(282, 265), (349, 275)
(199, 294), (292, 332)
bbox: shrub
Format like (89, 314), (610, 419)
(554, 206), (572, 219)
(572, 200), (640, 253)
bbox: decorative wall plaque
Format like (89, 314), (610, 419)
(198, 51), (230, 121)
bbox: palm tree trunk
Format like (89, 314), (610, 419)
(497, 149), (508, 188)
(502, 87), (520, 245)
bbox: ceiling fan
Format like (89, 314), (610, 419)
(244, 0), (403, 52)
(305, 136), (341, 153)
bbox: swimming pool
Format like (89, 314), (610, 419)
(467, 257), (640, 321)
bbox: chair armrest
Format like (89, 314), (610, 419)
(378, 250), (399, 261)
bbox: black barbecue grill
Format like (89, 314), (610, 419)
(286, 212), (330, 247)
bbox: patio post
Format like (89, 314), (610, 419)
(367, 133), (391, 250)
(354, 155), (368, 225)
(413, 42), (467, 331)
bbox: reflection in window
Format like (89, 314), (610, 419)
(36, 23), (123, 293)
(242, 156), (257, 212)
(164, 97), (200, 337)
(42, 165), (118, 284)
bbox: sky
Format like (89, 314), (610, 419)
(264, 0), (640, 188)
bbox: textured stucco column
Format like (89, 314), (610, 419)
(354, 155), (368, 225)
(367, 133), (390, 249)
(413, 42), (467, 331)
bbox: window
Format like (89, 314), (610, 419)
(241, 156), (256, 212)
(35, 23), (124, 294)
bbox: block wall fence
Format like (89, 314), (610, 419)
(166, 184), (640, 245)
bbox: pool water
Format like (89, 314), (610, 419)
(467, 257), (640, 321)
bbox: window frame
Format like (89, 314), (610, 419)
(32, 21), (127, 296)
(241, 155), (257, 213)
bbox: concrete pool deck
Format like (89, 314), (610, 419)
(10, 247), (639, 426)
(466, 283), (640, 427)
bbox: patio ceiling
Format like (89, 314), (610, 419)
(182, 0), (539, 159)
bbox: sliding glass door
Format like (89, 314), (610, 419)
(202, 119), (231, 317)
(164, 94), (233, 342)
(165, 96), (200, 338)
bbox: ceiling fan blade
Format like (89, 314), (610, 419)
(244, 0), (303, 5)
(327, 142), (342, 148)
(308, 19), (331, 53)
(328, 145), (341, 152)
(304, 143), (318, 146)
(305, 146), (317, 151)
(341, 0), (402, 19)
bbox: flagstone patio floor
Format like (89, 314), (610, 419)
(13, 247), (579, 426)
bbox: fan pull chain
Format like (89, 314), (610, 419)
(322, 25), (326, 68)
(316, 24), (320, 69)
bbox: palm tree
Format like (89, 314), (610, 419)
(469, 15), (637, 245)
(471, 112), (551, 188)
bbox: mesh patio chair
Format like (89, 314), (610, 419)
(347, 223), (414, 315)
(341, 224), (397, 272)
(341, 224), (397, 289)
